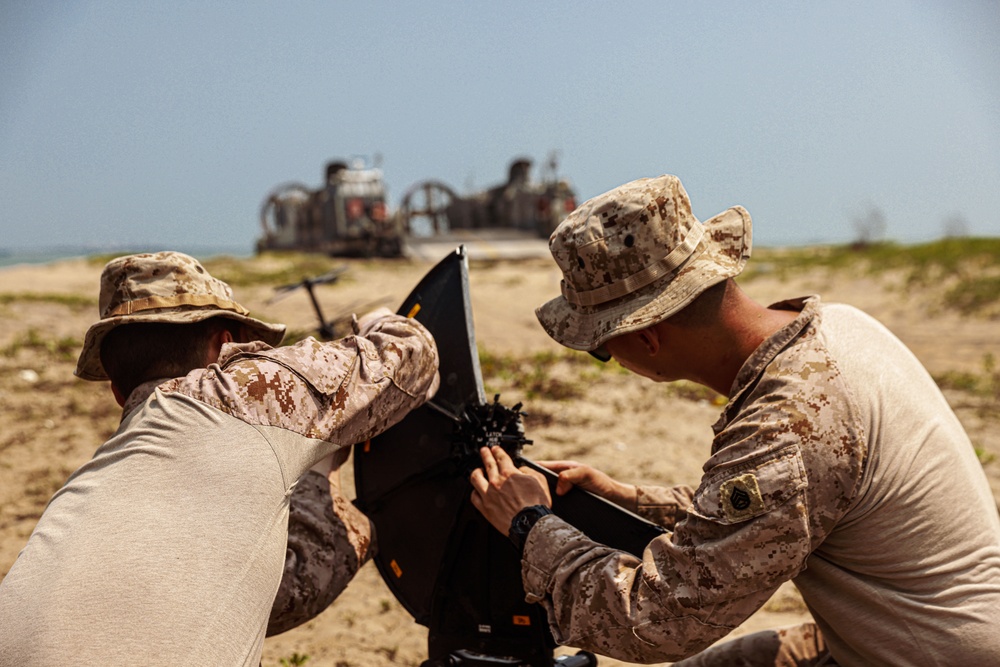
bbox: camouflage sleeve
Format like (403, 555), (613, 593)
(521, 365), (865, 662)
(635, 484), (696, 529)
(163, 314), (439, 447)
(522, 515), (780, 662)
(522, 444), (811, 662)
(266, 470), (375, 636)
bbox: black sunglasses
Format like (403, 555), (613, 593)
(588, 345), (611, 363)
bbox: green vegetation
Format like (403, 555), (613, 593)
(479, 347), (608, 400)
(2, 329), (81, 361)
(748, 238), (1000, 316)
(278, 653), (310, 666)
(974, 446), (995, 466)
(933, 353), (1000, 401)
(0, 293), (96, 309)
(933, 356), (1000, 460)
(478, 346), (728, 405)
(202, 254), (347, 288)
(85, 251), (358, 288)
(944, 275), (1000, 316)
(477, 347), (730, 406)
(751, 237), (1000, 275)
(86, 252), (141, 266)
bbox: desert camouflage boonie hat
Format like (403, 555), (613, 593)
(535, 175), (752, 353)
(75, 251), (286, 381)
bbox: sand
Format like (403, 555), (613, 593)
(1, 250), (997, 666)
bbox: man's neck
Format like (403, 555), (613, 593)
(119, 378), (172, 421)
(685, 297), (799, 397)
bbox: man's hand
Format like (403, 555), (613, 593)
(470, 446), (551, 535)
(536, 460), (638, 513)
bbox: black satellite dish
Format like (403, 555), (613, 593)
(354, 246), (665, 666)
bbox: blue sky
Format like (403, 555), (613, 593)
(2, 1), (998, 252)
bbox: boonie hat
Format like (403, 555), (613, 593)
(75, 251), (286, 381)
(535, 174), (752, 353)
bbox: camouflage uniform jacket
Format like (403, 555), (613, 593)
(0, 315), (438, 667)
(521, 297), (1000, 665)
(265, 468), (373, 636)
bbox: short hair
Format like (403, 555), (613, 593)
(100, 317), (246, 399)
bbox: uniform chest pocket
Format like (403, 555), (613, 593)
(693, 446), (807, 523)
(679, 446), (812, 605)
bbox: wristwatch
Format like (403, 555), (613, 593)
(508, 504), (554, 555)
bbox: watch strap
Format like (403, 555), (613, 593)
(508, 504), (553, 555)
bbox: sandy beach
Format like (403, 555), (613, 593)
(1, 247), (997, 666)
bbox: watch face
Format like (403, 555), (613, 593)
(514, 506), (547, 535)
(510, 507), (544, 549)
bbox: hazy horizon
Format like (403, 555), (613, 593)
(3, 2), (998, 251)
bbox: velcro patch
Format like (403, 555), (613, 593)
(719, 473), (765, 522)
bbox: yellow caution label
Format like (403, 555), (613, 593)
(390, 559), (402, 578)
(406, 303), (421, 318)
(512, 615), (531, 626)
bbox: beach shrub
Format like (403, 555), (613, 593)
(0, 293), (96, 310)
(748, 238), (1000, 316)
(203, 253), (346, 288)
(479, 347), (610, 400)
(2, 329), (80, 361)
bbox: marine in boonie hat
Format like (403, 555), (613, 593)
(75, 251), (286, 381)
(535, 174), (752, 356)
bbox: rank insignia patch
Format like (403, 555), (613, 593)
(720, 473), (765, 522)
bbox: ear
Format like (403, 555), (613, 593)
(111, 382), (126, 408)
(637, 327), (660, 356)
(205, 327), (234, 366)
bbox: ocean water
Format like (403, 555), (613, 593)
(0, 245), (253, 269)
(0, 250), (86, 269)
